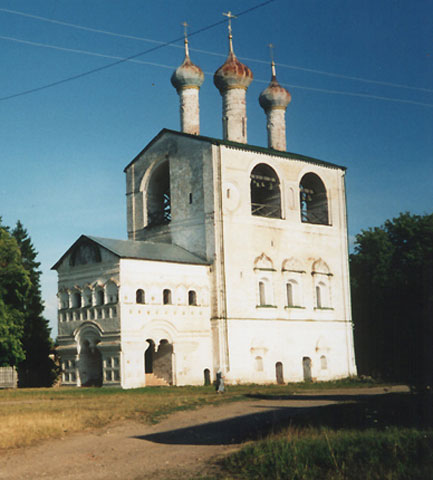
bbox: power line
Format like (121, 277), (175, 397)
(2, 5), (432, 94)
(1, 34), (433, 108)
(0, 0), (277, 102)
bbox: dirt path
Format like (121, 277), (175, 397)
(0, 386), (407, 480)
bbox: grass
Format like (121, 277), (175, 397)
(0, 377), (380, 450)
(222, 428), (433, 480)
(219, 391), (433, 480)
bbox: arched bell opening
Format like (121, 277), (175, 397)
(299, 173), (329, 225)
(147, 160), (171, 227)
(250, 163), (282, 219)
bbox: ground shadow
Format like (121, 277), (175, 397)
(135, 405), (313, 445)
(135, 392), (432, 447)
(244, 392), (381, 402)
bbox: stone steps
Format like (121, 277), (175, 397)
(145, 373), (169, 386)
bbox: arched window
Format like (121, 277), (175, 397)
(188, 290), (197, 306)
(147, 160), (171, 227)
(163, 289), (172, 305)
(299, 173), (329, 225)
(136, 289), (145, 304)
(250, 164), (281, 218)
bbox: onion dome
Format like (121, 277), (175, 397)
(259, 62), (291, 110)
(214, 49), (253, 92)
(171, 40), (204, 91)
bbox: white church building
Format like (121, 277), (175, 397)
(53, 27), (357, 388)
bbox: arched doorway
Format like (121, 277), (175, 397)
(144, 339), (173, 385)
(79, 339), (102, 386)
(275, 362), (284, 384)
(302, 357), (312, 382)
(203, 368), (211, 386)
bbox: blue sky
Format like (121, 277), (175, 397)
(1, 0), (432, 338)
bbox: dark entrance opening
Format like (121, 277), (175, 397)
(204, 368), (211, 386)
(79, 340), (102, 387)
(145, 339), (155, 374)
(302, 356), (312, 382)
(275, 362), (284, 384)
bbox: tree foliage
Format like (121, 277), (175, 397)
(0, 219), (58, 385)
(350, 212), (433, 387)
(0, 225), (30, 366)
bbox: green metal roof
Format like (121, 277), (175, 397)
(124, 128), (346, 172)
(52, 235), (209, 270)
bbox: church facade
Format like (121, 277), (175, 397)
(53, 29), (357, 388)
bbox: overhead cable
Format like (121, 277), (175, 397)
(1, 5), (432, 94)
(0, 0), (277, 101)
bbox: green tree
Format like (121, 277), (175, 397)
(0, 225), (30, 366)
(350, 212), (433, 387)
(12, 221), (58, 387)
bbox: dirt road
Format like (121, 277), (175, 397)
(0, 386), (406, 480)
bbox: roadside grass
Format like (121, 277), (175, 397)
(0, 377), (381, 450)
(219, 392), (433, 480)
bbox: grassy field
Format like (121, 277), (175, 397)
(219, 391), (433, 480)
(0, 377), (377, 450)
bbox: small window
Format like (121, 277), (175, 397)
(72, 292), (82, 308)
(259, 281), (266, 306)
(136, 289), (145, 304)
(188, 290), (197, 306)
(286, 283), (294, 307)
(163, 289), (172, 305)
(316, 285), (322, 308)
(189, 193), (193, 204)
(96, 290), (105, 306)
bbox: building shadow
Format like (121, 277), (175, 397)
(134, 391), (432, 447)
(134, 405), (313, 446)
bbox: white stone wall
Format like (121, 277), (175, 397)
(215, 145), (356, 381)
(119, 258), (212, 388)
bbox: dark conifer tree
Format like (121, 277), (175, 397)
(12, 221), (57, 387)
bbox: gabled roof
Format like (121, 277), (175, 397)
(51, 235), (209, 270)
(124, 128), (346, 172)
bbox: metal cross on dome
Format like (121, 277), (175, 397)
(182, 21), (189, 40)
(223, 11), (237, 35)
(268, 43), (275, 63)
